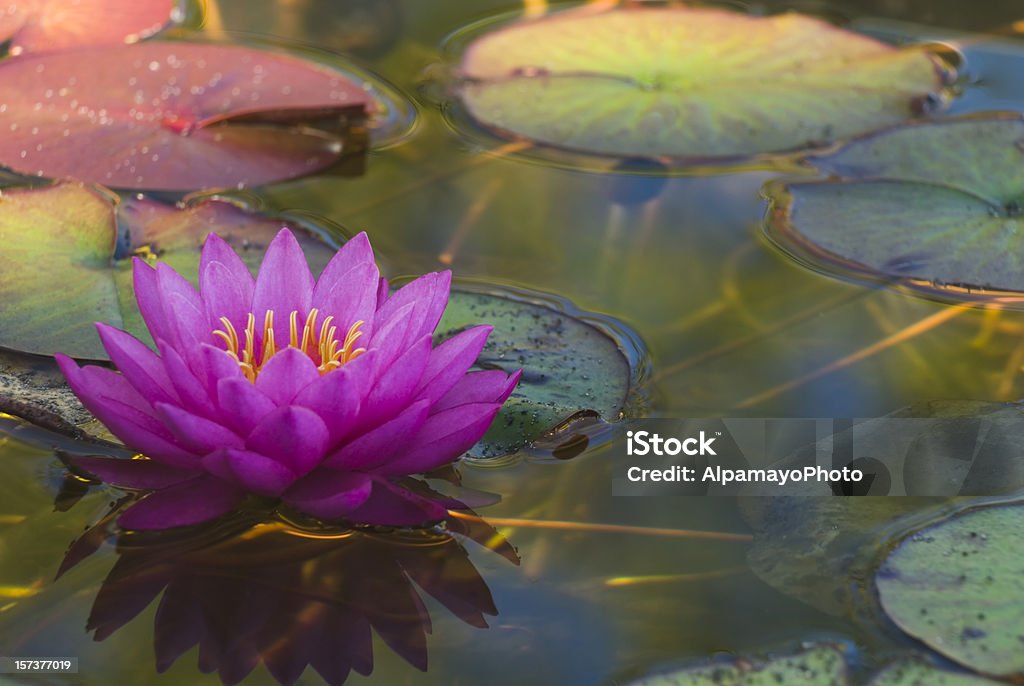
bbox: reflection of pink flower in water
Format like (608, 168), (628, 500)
(57, 229), (520, 529)
(68, 511), (517, 686)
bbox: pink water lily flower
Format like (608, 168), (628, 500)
(56, 229), (520, 530)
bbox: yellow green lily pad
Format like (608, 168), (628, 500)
(0, 183), (338, 360)
(764, 115), (1024, 299)
(626, 643), (848, 685)
(457, 6), (947, 160)
(436, 287), (640, 458)
(869, 659), (1006, 686)
(876, 503), (1024, 678)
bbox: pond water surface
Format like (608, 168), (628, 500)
(2, 1), (1024, 685)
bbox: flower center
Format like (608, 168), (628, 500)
(212, 308), (366, 383)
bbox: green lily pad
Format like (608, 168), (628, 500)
(436, 286), (639, 458)
(0, 183), (338, 360)
(742, 401), (1024, 616)
(764, 115), (1024, 299)
(626, 643), (848, 686)
(456, 6), (947, 160)
(876, 503), (1024, 678)
(869, 659), (1005, 686)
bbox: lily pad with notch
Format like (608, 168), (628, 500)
(876, 502), (1024, 678)
(455, 6), (949, 162)
(434, 285), (643, 459)
(764, 115), (1024, 301)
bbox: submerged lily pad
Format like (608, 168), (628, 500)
(436, 287), (637, 458)
(0, 183), (338, 359)
(0, 42), (373, 190)
(876, 503), (1024, 677)
(457, 6), (946, 160)
(0, 0), (177, 56)
(764, 115), (1024, 298)
(626, 643), (848, 685)
(869, 659), (1005, 686)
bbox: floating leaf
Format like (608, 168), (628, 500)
(876, 503), (1024, 677)
(0, 183), (338, 359)
(764, 115), (1024, 298)
(742, 401), (1024, 616)
(626, 643), (848, 685)
(0, 0), (177, 56)
(456, 7), (946, 160)
(0, 348), (91, 434)
(435, 287), (640, 458)
(869, 659), (1005, 686)
(743, 495), (942, 617)
(0, 42), (373, 190)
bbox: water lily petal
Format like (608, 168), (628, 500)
(56, 355), (199, 467)
(317, 232), (374, 278)
(293, 361), (363, 445)
(223, 448), (298, 496)
(312, 231), (378, 325)
(199, 232), (256, 336)
(157, 341), (217, 419)
(376, 275), (390, 307)
(73, 456), (198, 489)
(282, 469), (372, 518)
(357, 334), (431, 429)
(433, 369), (522, 412)
(216, 376), (276, 436)
(376, 402), (501, 476)
(197, 343), (244, 395)
(376, 270), (452, 345)
(367, 301), (416, 370)
(254, 346), (320, 406)
(132, 257), (173, 347)
(251, 229), (314, 346)
(414, 325), (492, 406)
(155, 262), (207, 370)
(199, 449), (234, 482)
(117, 475), (243, 530)
(313, 261), (380, 341)
(324, 399), (430, 470)
(95, 323), (179, 406)
(155, 402), (244, 454)
(245, 405), (329, 477)
(345, 477), (448, 526)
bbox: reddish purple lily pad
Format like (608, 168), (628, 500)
(0, 0), (178, 56)
(0, 42), (372, 190)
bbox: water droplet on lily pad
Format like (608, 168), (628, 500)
(0, 0), (179, 56)
(876, 503), (1024, 678)
(0, 42), (385, 190)
(455, 6), (949, 162)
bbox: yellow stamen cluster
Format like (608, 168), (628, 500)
(212, 307), (366, 382)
